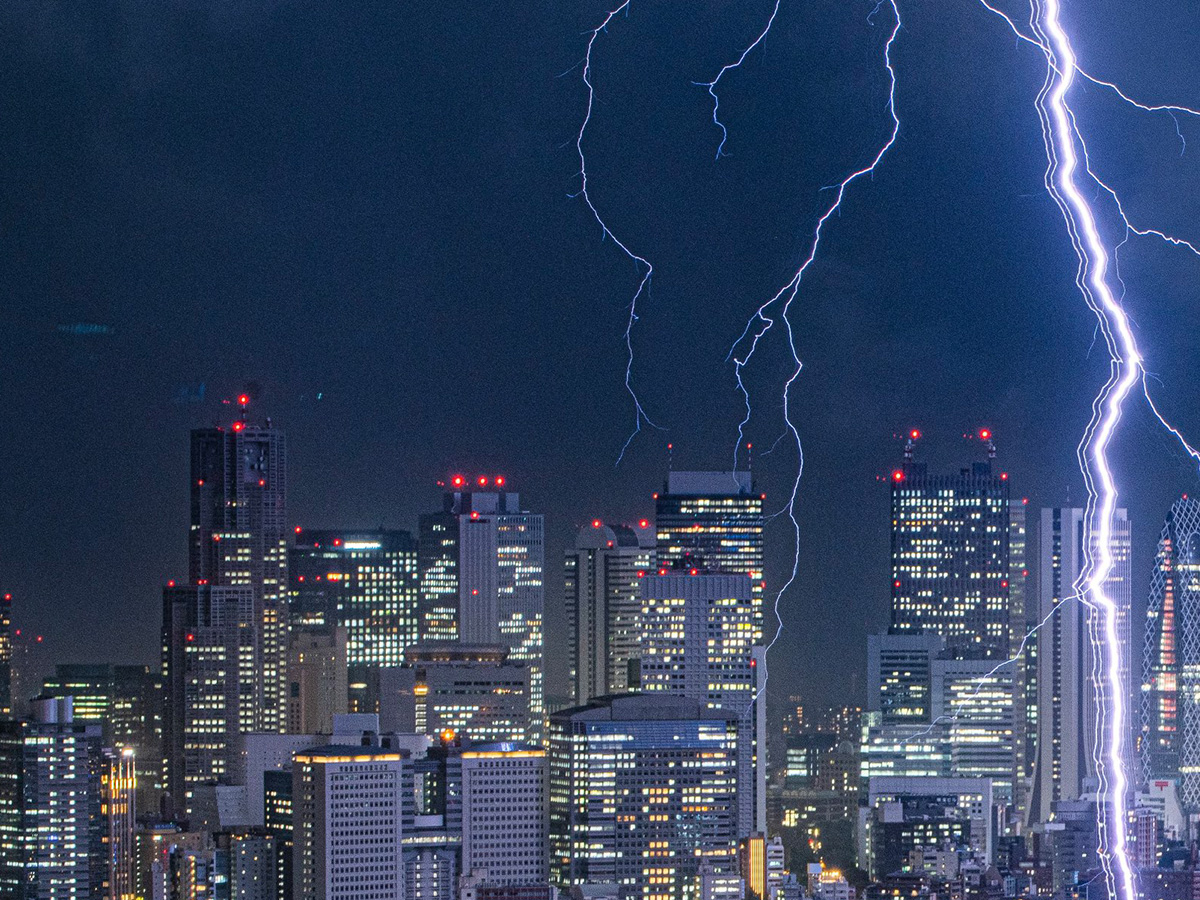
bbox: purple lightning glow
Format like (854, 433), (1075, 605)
(971, 1), (1200, 896)
(725, 0), (902, 656)
(575, 2), (659, 463)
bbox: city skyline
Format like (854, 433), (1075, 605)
(4, 2), (1200, 717)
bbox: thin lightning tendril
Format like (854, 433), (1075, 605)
(696, 0), (782, 160)
(722, 0), (902, 674)
(575, 3), (660, 465)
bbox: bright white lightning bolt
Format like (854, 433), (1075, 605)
(971, 2), (1200, 897)
(721, 0), (902, 660)
(575, 2), (659, 463)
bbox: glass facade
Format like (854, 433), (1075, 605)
(290, 529), (419, 667)
(655, 472), (765, 644)
(890, 458), (1011, 658)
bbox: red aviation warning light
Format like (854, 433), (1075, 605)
(232, 421), (245, 432)
(979, 428), (991, 441)
(638, 519), (649, 529)
(592, 519), (602, 528)
(495, 476), (505, 486)
(477, 476), (489, 487)
(451, 475), (465, 488)
(892, 470), (904, 482)
(237, 394), (249, 406)
(910, 429), (921, 440)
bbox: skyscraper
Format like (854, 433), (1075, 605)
(0, 697), (106, 898)
(419, 478), (544, 735)
(289, 529), (420, 669)
(291, 745), (406, 900)
(190, 404), (288, 732)
(386, 643), (533, 743)
(1032, 508), (1129, 814)
(41, 663), (163, 811)
(1030, 506), (1131, 825)
(1143, 496), (1200, 809)
(564, 519), (655, 704)
(460, 743), (548, 887)
(655, 471), (765, 643)
(0, 593), (10, 717)
(548, 694), (742, 898)
(639, 570), (765, 836)
(162, 582), (261, 815)
(890, 433), (1011, 658)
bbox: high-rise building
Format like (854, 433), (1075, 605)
(654, 471), (765, 642)
(931, 657), (1016, 805)
(1143, 496), (1200, 809)
(460, 743), (548, 887)
(162, 582), (261, 816)
(640, 571), (765, 836)
(1030, 507), (1132, 825)
(190, 406), (288, 733)
(0, 593), (10, 717)
(564, 519), (655, 704)
(862, 633), (1016, 807)
(419, 479), (544, 737)
(889, 433), (1011, 658)
(289, 529), (420, 669)
(287, 627), (349, 735)
(292, 745), (406, 900)
(0, 697), (106, 898)
(548, 694), (742, 899)
(377, 643), (532, 743)
(41, 663), (163, 809)
(102, 747), (137, 900)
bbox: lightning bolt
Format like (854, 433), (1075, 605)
(575, 2), (659, 464)
(972, 3), (1200, 898)
(696, 0), (782, 161)
(721, 0), (902, 665)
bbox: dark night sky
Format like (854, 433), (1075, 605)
(2, 0), (1200, 712)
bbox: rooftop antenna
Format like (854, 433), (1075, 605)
(980, 428), (996, 460)
(746, 442), (753, 473)
(904, 429), (920, 462)
(667, 442), (674, 472)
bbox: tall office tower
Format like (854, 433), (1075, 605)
(1030, 507), (1132, 825)
(564, 519), (655, 704)
(287, 627), (349, 734)
(640, 571), (765, 836)
(1010, 501), (1038, 818)
(292, 745), (406, 900)
(418, 478), (545, 736)
(654, 471), (765, 642)
(931, 657), (1016, 805)
(890, 433), (1011, 658)
(0, 593), (10, 717)
(289, 529), (420, 667)
(102, 747), (137, 900)
(1143, 496), (1200, 807)
(190, 404), (288, 732)
(460, 743), (548, 887)
(0, 697), (106, 898)
(162, 582), (261, 816)
(380, 643), (532, 743)
(548, 694), (742, 898)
